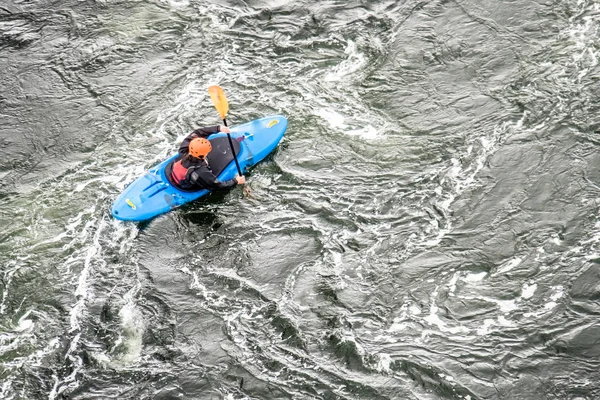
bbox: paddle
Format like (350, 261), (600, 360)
(208, 85), (243, 178)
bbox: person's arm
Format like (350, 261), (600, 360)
(178, 125), (229, 155)
(191, 125), (221, 138)
(190, 167), (245, 190)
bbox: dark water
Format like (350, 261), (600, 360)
(1, 0), (600, 399)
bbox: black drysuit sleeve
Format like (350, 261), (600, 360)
(189, 165), (237, 190)
(178, 126), (220, 156)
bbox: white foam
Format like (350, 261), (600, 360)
(0, 334), (21, 357)
(568, 7), (599, 81)
(523, 285), (565, 318)
(345, 125), (379, 140)
(423, 287), (470, 335)
(388, 320), (406, 333)
(324, 40), (366, 82)
(544, 286), (565, 311)
(477, 319), (495, 336)
(496, 299), (518, 313)
(463, 272), (487, 282)
(158, 0), (189, 8)
(74, 175), (122, 193)
(376, 353), (392, 373)
(15, 310), (34, 333)
(551, 233), (562, 245)
(406, 112), (529, 256)
(316, 109), (347, 129)
(389, 299), (422, 329)
(447, 271), (486, 296)
(1, 379), (13, 400)
(496, 257), (522, 275)
(447, 272), (459, 295)
(117, 295), (145, 364)
(0, 260), (18, 315)
(521, 283), (537, 300)
(423, 311), (470, 335)
(50, 212), (114, 397)
(408, 303), (422, 316)
(476, 314), (516, 336)
(315, 108), (381, 140)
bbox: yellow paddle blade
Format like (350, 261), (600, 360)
(208, 85), (229, 120)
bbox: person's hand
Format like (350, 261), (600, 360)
(219, 125), (230, 133)
(235, 175), (246, 185)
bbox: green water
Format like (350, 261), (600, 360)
(1, 0), (599, 398)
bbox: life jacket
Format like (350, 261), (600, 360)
(171, 160), (192, 189)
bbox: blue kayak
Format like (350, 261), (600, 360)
(111, 115), (288, 222)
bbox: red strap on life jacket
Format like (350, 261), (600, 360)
(171, 160), (188, 184)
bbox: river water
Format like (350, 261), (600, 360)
(1, 0), (599, 399)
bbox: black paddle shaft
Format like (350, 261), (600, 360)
(223, 118), (243, 176)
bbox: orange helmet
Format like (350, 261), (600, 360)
(189, 138), (212, 158)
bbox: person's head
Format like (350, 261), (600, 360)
(189, 138), (212, 159)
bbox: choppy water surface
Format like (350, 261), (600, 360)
(1, 0), (600, 398)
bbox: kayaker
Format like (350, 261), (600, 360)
(170, 125), (245, 190)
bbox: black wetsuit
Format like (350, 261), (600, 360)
(171, 126), (238, 190)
